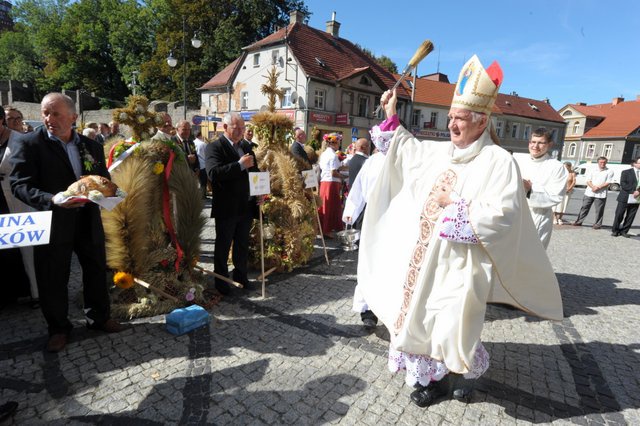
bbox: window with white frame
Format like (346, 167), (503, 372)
(586, 143), (596, 158)
(241, 91), (248, 109)
(568, 143), (577, 157)
(551, 129), (558, 142)
(572, 121), (580, 134)
(358, 95), (369, 117)
(602, 143), (613, 158)
(495, 120), (504, 137)
(253, 53), (260, 67)
(430, 111), (438, 128)
(411, 109), (421, 127)
(523, 125), (532, 141)
(271, 50), (279, 65)
(314, 89), (325, 110)
(282, 88), (292, 108)
(510, 123), (520, 139)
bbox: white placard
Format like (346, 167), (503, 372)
(249, 172), (271, 196)
(301, 170), (318, 189)
(0, 211), (52, 249)
(628, 194), (639, 204)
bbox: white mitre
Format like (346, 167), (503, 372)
(451, 54), (503, 117)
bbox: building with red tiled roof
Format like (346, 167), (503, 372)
(558, 97), (640, 165)
(199, 9), (566, 154)
(199, 10), (410, 142)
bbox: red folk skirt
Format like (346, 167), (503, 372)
(318, 181), (344, 236)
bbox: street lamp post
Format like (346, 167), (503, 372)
(167, 15), (202, 120)
(129, 70), (139, 96)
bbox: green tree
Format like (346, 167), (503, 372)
(357, 44), (399, 74)
(7, 0), (309, 103)
(139, 0), (309, 105)
(0, 27), (44, 92)
(375, 55), (398, 74)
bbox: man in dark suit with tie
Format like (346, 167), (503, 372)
(173, 120), (199, 174)
(10, 92), (125, 353)
(290, 127), (311, 166)
(205, 112), (259, 295)
(611, 157), (640, 237)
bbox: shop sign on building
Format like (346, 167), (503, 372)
(309, 112), (334, 125)
(335, 113), (349, 125)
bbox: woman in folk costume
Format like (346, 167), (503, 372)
(317, 132), (346, 237)
(358, 55), (563, 407)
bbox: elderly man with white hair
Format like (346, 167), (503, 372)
(357, 55), (563, 408)
(205, 112), (259, 295)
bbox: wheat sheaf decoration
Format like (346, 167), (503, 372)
(101, 139), (209, 319)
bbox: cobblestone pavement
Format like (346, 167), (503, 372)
(1, 188), (639, 425)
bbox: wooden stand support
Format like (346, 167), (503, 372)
(257, 266), (277, 282)
(310, 189), (330, 265)
(259, 207), (267, 298)
(193, 265), (244, 288)
(133, 278), (180, 302)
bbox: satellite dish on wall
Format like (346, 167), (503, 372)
(291, 91), (298, 104)
(259, 105), (268, 112)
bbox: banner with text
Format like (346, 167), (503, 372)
(0, 211), (52, 249)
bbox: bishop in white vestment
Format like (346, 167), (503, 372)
(358, 55), (563, 408)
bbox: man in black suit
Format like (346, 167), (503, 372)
(347, 138), (370, 188)
(290, 127), (311, 166)
(205, 112), (259, 295)
(611, 157), (640, 237)
(172, 120), (200, 174)
(10, 93), (125, 353)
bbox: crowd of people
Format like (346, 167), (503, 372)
(1, 51), (639, 420)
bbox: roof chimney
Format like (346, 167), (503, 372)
(326, 11), (340, 38)
(289, 10), (305, 24)
(612, 96), (624, 105)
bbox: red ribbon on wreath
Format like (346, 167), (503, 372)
(162, 150), (184, 271)
(106, 143), (118, 168)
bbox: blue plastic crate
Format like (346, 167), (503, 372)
(166, 305), (210, 335)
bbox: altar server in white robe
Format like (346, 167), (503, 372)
(343, 148), (386, 328)
(515, 128), (567, 248)
(358, 55), (563, 408)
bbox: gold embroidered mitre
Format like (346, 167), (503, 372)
(451, 55), (503, 116)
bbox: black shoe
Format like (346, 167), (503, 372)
(449, 374), (474, 403)
(360, 310), (378, 329)
(0, 401), (18, 422)
(611, 232), (620, 237)
(410, 380), (449, 408)
(215, 281), (231, 296)
(621, 232), (631, 238)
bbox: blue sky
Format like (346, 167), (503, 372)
(303, 0), (640, 110)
